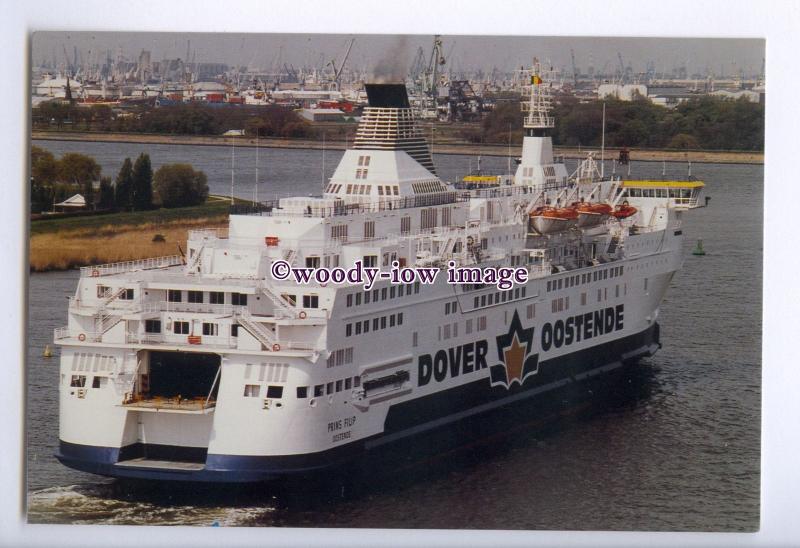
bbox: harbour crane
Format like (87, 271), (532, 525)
(327, 37), (355, 89)
(570, 48), (578, 87)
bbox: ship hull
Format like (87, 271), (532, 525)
(56, 322), (660, 483)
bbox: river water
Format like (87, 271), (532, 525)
(27, 141), (762, 531)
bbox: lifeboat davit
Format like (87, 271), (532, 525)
(573, 202), (613, 228)
(612, 203), (638, 219)
(530, 206), (578, 234)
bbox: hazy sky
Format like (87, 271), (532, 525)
(32, 32), (765, 78)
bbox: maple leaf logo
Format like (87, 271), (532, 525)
(489, 310), (539, 389)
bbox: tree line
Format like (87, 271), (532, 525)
(30, 146), (208, 213)
(32, 101), (315, 139)
(464, 95), (764, 151)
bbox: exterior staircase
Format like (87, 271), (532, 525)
(237, 309), (279, 350)
(258, 282), (298, 319)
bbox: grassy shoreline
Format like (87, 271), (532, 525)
(29, 197), (234, 272)
(32, 130), (764, 165)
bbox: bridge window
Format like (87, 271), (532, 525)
(202, 323), (218, 336)
(267, 386), (283, 399)
(303, 295), (319, 308)
(209, 291), (224, 304)
(96, 285), (110, 298)
(314, 385), (324, 397)
(297, 386), (308, 399)
(173, 321), (189, 334)
(188, 290), (203, 303)
(232, 293), (248, 306)
(306, 256), (321, 268)
(167, 290), (182, 302)
(119, 288), (134, 300)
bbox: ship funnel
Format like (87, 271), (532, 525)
(364, 83), (411, 108)
(355, 83), (436, 175)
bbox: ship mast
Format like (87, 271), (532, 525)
(521, 58), (555, 137)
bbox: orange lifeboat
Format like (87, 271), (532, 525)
(529, 206), (577, 234)
(612, 203), (638, 219)
(573, 201), (612, 228)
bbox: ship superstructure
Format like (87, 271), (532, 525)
(54, 65), (705, 482)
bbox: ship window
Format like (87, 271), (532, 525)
(232, 293), (248, 306)
(390, 314), (396, 327)
(547, 281), (551, 292)
(119, 288), (134, 300)
(364, 221), (375, 239)
(378, 186), (384, 196)
(345, 378), (352, 390)
(174, 321), (189, 334)
(97, 285), (110, 298)
(644, 278), (649, 290)
(355, 322), (362, 335)
(326, 382), (334, 395)
(398, 313), (404, 325)
(281, 294), (297, 307)
(363, 320), (370, 333)
(346, 323), (352, 337)
(363, 255), (378, 268)
(70, 375), (86, 387)
(335, 380), (343, 392)
(354, 376), (361, 388)
(481, 295), (487, 307)
(145, 320), (161, 333)
(373, 318), (380, 331)
(391, 286), (396, 298)
(168, 289), (182, 302)
(346, 184), (353, 194)
(381, 316), (387, 329)
(382, 287), (388, 300)
(306, 256), (321, 268)
(445, 302), (451, 315)
(355, 293), (361, 306)
(303, 295), (319, 308)
(209, 291), (224, 304)
(581, 292), (587, 306)
(202, 323), (218, 336)
(346, 294), (353, 307)
(401, 216), (411, 234)
(188, 290), (203, 303)
(231, 324), (239, 337)
(393, 186), (399, 195)
(92, 376), (106, 389)
(243, 384), (260, 397)
(267, 386), (283, 399)
(526, 304), (535, 319)
(314, 385), (324, 397)
(413, 331), (418, 347)
(616, 285), (620, 298)
(474, 296), (479, 308)
(478, 316), (487, 331)
(597, 289), (602, 302)
(620, 266), (624, 275)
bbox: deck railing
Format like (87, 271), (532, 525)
(80, 255), (184, 278)
(188, 228), (229, 241)
(140, 300), (245, 316)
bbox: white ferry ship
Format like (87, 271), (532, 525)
(54, 61), (705, 482)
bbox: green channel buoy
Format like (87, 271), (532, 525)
(692, 239), (706, 256)
(42, 344), (53, 358)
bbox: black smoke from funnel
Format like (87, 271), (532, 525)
(371, 36), (408, 83)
